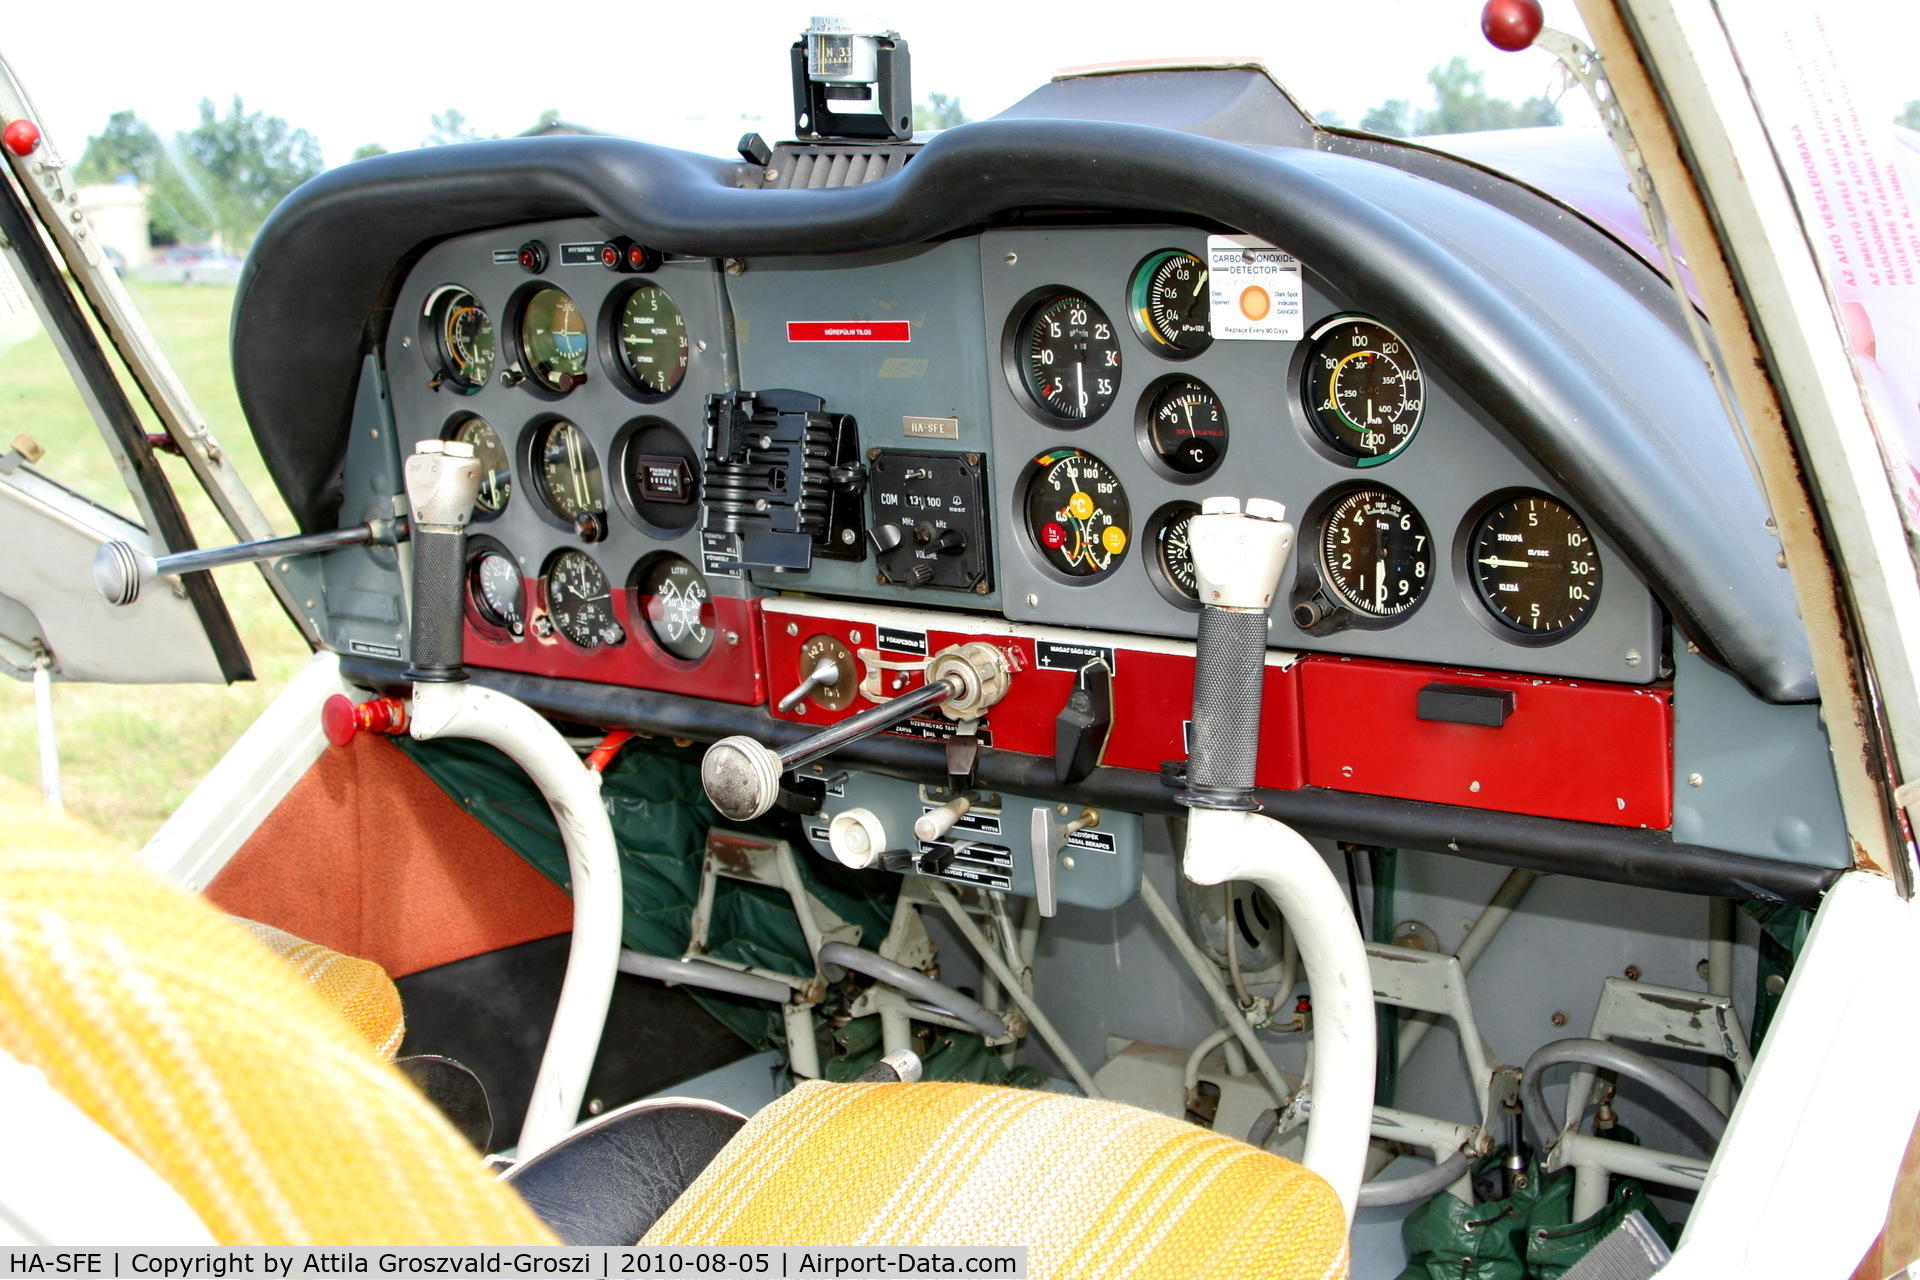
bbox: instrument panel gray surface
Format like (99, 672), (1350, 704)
(384, 218), (739, 611)
(980, 226), (1661, 684)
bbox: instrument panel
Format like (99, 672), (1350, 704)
(381, 217), (1662, 704)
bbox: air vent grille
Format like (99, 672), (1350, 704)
(766, 145), (917, 190)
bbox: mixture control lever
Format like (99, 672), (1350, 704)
(703, 642), (1011, 822)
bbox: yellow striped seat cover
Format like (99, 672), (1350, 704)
(0, 838), (555, 1245)
(643, 1079), (1350, 1278)
(233, 918), (406, 1061)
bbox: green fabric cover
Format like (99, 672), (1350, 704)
(1742, 900), (1812, 1053)
(393, 734), (896, 1051)
(1397, 1147), (1672, 1280)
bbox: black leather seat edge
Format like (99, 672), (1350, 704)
(502, 1098), (747, 1244)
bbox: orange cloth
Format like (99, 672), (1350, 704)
(208, 734), (573, 978)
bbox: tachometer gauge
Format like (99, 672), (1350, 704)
(1148, 501), (1202, 605)
(1142, 377), (1228, 476)
(425, 287), (494, 389)
(631, 553), (714, 661)
(1318, 487), (1432, 620)
(467, 547), (524, 636)
(518, 287), (589, 392)
(1129, 249), (1211, 355)
(449, 416), (510, 513)
(1301, 316), (1425, 463)
(543, 550), (623, 649)
(533, 419), (604, 521)
(1023, 447), (1130, 580)
(1016, 292), (1122, 424)
(614, 284), (689, 398)
(1467, 493), (1601, 638)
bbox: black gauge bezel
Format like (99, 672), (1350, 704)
(519, 415), (606, 533)
(1126, 247), (1213, 359)
(441, 412), (510, 520)
(507, 282), (588, 398)
(610, 417), (702, 538)
(418, 283), (494, 393)
(1134, 374), (1228, 483)
(1454, 487), (1603, 646)
(627, 551), (717, 665)
(1294, 482), (1435, 631)
(1144, 500), (1204, 612)
(1017, 446), (1133, 584)
(539, 547), (622, 652)
(463, 534), (525, 641)
(598, 280), (690, 403)
(1288, 313), (1426, 468)
(1000, 285), (1123, 428)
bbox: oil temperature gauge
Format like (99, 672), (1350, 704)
(1024, 447), (1131, 580)
(1141, 377), (1227, 477)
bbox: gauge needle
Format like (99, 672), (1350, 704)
(1194, 270), (1208, 296)
(1376, 557), (1386, 612)
(567, 430), (586, 509)
(1183, 401), (1194, 435)
(1478, 556), (1531, 569)
(1076, 363), (1085, 414)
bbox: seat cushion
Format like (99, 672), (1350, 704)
(504, 1098), (746, 1244)
(642, 1080), (1349, 1279)
(234, 918), (405, 1060)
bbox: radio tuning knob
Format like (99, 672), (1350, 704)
(870, 522), (906, 553)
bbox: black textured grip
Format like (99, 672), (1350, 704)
(1184, 607), (1268, 808)
(407, 528), (467, 681)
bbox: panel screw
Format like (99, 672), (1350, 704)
(696, 339), (708, 352)
(1777, 551), (1788, 568)
(1550, 1011), (1567, 1027)
(974, 581), (989, 595)
(841, 528), (856, 544)
(1624, 649), (1642, 666)
(1004, 251), (1018, 265)
(1624, 964), (1642, 981)
(726, 632), (739, 646)
(764, 168), (779, 181)
(1469, 780), (1481, 793)
(849, 630), (862, 644)
(1688, 772), (1703, 787)
(725, 258), (746, 275)
(586, 1098), (604, 1115)
(1061, 855), (1076, 870)
(786, 622), (799, 636)
(1025, 593), (1039, 608)
(1765, 974), (1787, 997)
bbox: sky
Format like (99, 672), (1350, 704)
(4, 0), (1611, 167)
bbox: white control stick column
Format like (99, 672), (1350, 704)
(1178, 496), (1376, 1223)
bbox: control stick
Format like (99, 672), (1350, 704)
(1176, 495), (1376, 1223)
(703, 641), (1010, 823)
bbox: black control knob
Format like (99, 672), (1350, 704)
(909, 563), (935, 586)
(927, 527), (966, 555)
(517, 240), (547, 273)
(870, 523), (906, 554)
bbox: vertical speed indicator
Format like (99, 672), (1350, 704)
(1023, 448), (1131, 580)
(1467, 493), (1602, 639)
(1013, 291), (1122, 424)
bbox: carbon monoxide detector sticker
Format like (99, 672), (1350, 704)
(1206, 235), (1302, 340)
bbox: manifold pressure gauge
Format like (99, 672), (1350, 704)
(1129, 249), (1211, 355)
(1024, 448), (1131, 580)
(1317, 487), (1432, 621)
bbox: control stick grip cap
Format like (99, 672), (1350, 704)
(701, 735), (786, 822)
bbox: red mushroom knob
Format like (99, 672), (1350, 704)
(3, 118), (42, 157)
(321, 693), (409, 747)
(1482, 0), (1544, 51)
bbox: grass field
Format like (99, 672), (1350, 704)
(0, 283), (312, 847)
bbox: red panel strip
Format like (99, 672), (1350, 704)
(1299, 656), (1672, 828)
(785, 320), (912, 343)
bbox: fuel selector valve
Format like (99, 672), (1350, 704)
(702, 642), (1012, 823)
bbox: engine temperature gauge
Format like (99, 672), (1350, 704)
(1024, 448), (1131, 580)
(1142, 377), (1227, 477)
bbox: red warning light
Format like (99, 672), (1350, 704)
(3, 118), (41, 157)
